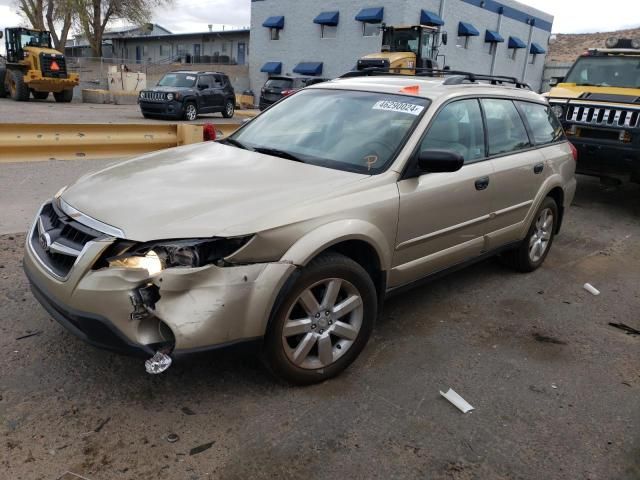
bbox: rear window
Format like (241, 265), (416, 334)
(481, 99), (532, 156)
(265, 78), (293, 89)
(517, 102), (565, 145)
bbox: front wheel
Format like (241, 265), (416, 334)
(183, 102), (198, 121)
(7, 69), (30, 101)
(501, 197), (558, 272)
(0, 68), (7, 98)
(53, 89), (73, 103)
(263, 252), (377, 385)
(222, 99), (235, 118)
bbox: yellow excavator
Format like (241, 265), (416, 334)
(357, 24), (447, 74)
(0, 27), (79, 102)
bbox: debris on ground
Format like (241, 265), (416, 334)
(15, 331), (42, 340)
(583, 283), (600, 296)
(533, 333), (567, 345)
(551, 384), (558, 389)
(93, 417), (111, 433)
(439, 388), (474, 414)
(166, 433), (179, 443)
(181, 407), (196, 416)
(189, 441), (215, 455)
(608, 323), (640, 336)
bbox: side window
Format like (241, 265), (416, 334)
(419, 99), (485, 163)
(517, 102), (565, 145)
(212, 75), (224, 88)
(481, 99), (531, 156)
(198, 75), (212, 89)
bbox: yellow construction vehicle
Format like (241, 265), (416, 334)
(356, 24), (447, 73)
(0, 27), (79, 102)
(546, 37), (640, 183)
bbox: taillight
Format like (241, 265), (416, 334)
(569, 142), (578, 161)
(281, 89), (295, 97)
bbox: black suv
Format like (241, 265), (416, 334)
(139, 71), (235, 121)
(259, 76), (328, 110)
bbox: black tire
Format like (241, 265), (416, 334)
(7, 69), (30, 101)
(263, 252), (377, 385)
(53, 89), (73, 103)
(222, 98), (235, 118)
(501, 197), (558, 273)
(31, 90), (49, 100)
(183, 102), (198, 121)
(0, 68), (7, 98)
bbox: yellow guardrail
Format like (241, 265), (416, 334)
(0, 123), (243, 163)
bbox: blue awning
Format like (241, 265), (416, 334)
(508, 36), (527, 49)
(355, 7), (384, 23)
(420, 10), (444, 27)
(262, 16), (285, 29)
(293, 62), (323, 76)
(314, 11), (340, 26)
(458, 22), (479, 37)
(485, 30), (504, 43)
(260, 62), (282, 74)
(530, 42), (546, 54)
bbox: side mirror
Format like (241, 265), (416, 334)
(549, 77), (563, 87)
(441, 32), (448, 45)
(417, 150), (464, 173)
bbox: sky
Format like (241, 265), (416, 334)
(1, 0), (639, 52)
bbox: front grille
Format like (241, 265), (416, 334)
(40, 53), (67, 78)
(566, 104), (640, 128)
(140, 91), (166, 101)
(357, 59), (390, 71)
(30, 202), (103, 278)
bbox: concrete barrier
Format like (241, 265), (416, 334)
(0, 123), (242, 162)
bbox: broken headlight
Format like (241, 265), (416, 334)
(107, 236), (253, 275)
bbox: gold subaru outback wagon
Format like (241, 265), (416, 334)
(24, 72), (577, 384)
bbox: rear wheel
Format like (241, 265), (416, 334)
(183, 102), (198, 121)
(501, 197), (558, 272)
(263, 252), (377, 385)
(53, 89), (73, 103)
(31, 90), (49, 100)
(0, 68), (7, 98)
(7, 69), (30, 101)
(222, 99), (235, 118)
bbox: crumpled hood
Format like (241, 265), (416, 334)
(61, 142), (368, 241)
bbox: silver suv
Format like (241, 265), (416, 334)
(24, 72), (577, 384)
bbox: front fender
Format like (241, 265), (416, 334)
(281, 219), (393, 270)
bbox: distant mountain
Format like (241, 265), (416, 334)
(548, 27), (640, 63)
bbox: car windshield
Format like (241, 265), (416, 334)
(564, 56), (640, 88)
(157, 73), (197, 88)
(265, 78), (294, 89)
(230, 89), (430, 174)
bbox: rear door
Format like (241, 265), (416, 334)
(392, 98), (496, 287)
(482, 98), (548, 248)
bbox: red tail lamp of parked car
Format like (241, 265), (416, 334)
(203, 124), (217, 142)
(281, 89), (296, 97)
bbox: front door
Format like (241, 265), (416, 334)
(237, 43), (246, 65)
(391, 99), (496, 288)
(193, 44), (201, 61)
(135, 46), (141, 64)
(197, 75), (215, 110)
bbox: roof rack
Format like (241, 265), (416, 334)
(340, 67), (531, 90)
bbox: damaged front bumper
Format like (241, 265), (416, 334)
(23, 230), (296, 358)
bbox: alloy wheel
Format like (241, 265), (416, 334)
(282, 278), (363, 370)
(226, 101), (234, 117)
(529, 207), (554, 263)
(185, 104), (197, 121)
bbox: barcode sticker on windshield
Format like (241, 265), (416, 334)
(373, 101), (424, 116)
(186, 76), (196, 80)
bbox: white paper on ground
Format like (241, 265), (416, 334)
(440, 388), (474, 413)
(583, 283), (600, 296)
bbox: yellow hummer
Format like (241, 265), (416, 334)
(356, 25), (446, 73)
(546, 37), (640, 184)
(0, 27), (79, 102)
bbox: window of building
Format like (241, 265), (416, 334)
(420, 99), (486, 164)
(363, 23), (380, 37)
(270, 28), (280, 40)
(529, 54), (537, 65)
(508, 48), (518, 61)
(321, 25), (337, 39)
(159, 44), (163, 57)
(485, 42), (497, 55)
(481, 99), (532, 156)
(516, 102), (565, 145)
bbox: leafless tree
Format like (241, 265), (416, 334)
(16, 0), (74, 50)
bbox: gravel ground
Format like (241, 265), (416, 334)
(0, 175), (638, 480)
(0, 97), (253, 125)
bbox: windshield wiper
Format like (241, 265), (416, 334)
(222, 138), (252, 151)
(253, 147), (306, 163)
